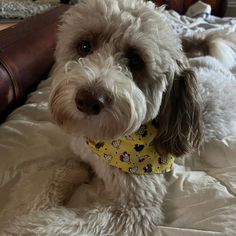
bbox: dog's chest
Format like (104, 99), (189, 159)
(70, 136), (168, 209)
(66, 177), (111, 209)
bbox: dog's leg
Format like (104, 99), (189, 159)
(3, 175), (167, 236)
(0, 158), (91, 231)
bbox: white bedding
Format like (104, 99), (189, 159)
(0, 12), (236, 236)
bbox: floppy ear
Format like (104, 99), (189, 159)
(155, 62), (203, 157)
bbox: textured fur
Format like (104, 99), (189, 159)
(182, 29), (236, 69)
(3, 0), (236, 235)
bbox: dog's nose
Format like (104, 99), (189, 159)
(75, 89), (109, 115)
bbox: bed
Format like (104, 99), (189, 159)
(0, 2), (236, 235)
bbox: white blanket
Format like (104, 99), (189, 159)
(167, 10), (236, 36)
(0, 12), (236, 235)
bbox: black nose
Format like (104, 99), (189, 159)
(75, 89), (109, 115)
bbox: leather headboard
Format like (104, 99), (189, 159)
(0, 5), (69, 122)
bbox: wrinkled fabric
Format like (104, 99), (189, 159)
(167, 10), (236, 36)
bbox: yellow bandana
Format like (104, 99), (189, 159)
(86, 121), (175, 175)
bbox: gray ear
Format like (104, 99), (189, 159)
(155, 63), (203, 157)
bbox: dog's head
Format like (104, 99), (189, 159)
(50, 0), (203, 157)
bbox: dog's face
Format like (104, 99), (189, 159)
(50, 0), (203, 156)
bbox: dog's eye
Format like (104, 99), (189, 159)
(78, 40), (92, 57)
(127, 50), (144, 70)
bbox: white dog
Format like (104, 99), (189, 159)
(4, 0), (236, 235)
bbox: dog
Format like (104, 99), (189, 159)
(4, 0), (236, 235)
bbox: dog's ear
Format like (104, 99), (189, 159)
(155, 61), (203, 157)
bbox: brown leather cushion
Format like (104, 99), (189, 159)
(0, 5), (69, 122)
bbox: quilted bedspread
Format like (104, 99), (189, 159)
(0, 12), (236, 236)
